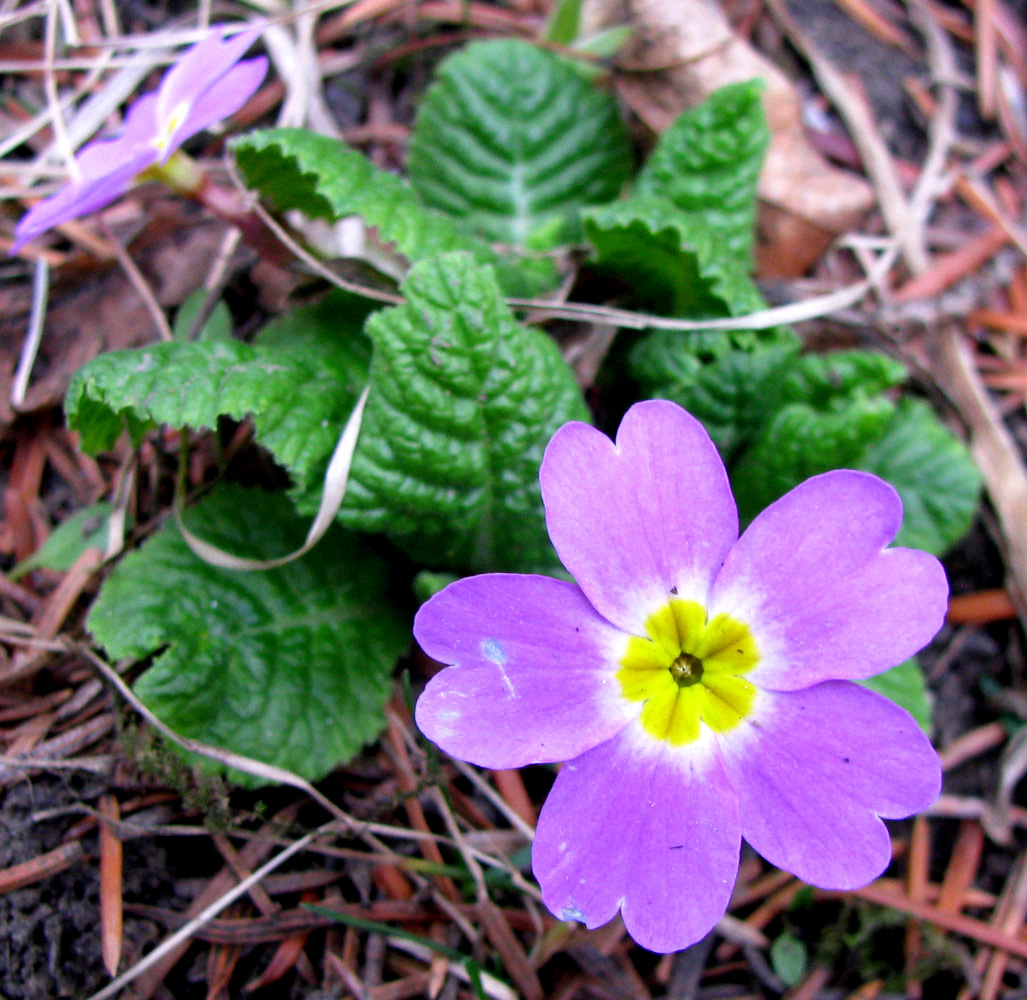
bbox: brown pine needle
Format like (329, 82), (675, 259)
(98, 793), (124, 977)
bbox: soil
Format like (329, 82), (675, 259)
(0, 777), (176, 1000)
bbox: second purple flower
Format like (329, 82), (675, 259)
(12, 24), (267, 253)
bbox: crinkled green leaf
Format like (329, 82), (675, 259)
(635, 79), (768, 264)
(775, 350), (907, 409)
(585, 197), (764, 318)
(636, 333), (976, 552)
(630, 338), (801, 458)
(232, 128), (553, 296)
(88, 485), (408, 784)
(857, 398), (981, 553)
(727, 352), (908, 511)
(732, 393), (898, 518)
(729, 354), (978, 554)
(408, 40), (631, 247)
(340, 252), (589, 573)
(860, 659), (933, 733)
(66, 292), (371, 512)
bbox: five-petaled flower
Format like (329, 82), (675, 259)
(414, 400), (946, 954)
(11, 24), (267, 254)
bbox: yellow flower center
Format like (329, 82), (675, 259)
(617, 598), (759, 745)
(155, 101), (190, 156)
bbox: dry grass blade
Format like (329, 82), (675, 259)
(765, 0), (924, 271)
(79, 645), (356, 827)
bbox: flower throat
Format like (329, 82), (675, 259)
(617, 598), (759, 745)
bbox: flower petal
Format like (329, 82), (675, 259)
(533, 723), (741, 953)
(157, 24), (263, 131)
(709, 470), (948, 690)
(718, 681), (941, 889)
(170, 56), (268, 151)
(540, 400), (737, 636)
(414, 574), (637, 769)
(11, 139), (155, 253)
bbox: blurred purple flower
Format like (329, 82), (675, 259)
(414, 400), (947, 953)
(11, 24), (266, 253)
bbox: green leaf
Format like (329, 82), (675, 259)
(66, 292), (372, 513)
(857, 398), (980, 554)
(341, 252), (589, 573)
(407, 39), (632, 247)
(630, 338), (800, 458)
(232, 128), (554, 296)
(545, 0), (582, 43)
(10, 502), (112, 579)
(770, 931), (808, 988)
(732, 392), (897, 519)
(860, 659), (933, 733)
(173, 290), (233, 342)
(585, 198), (744, 316)
(775, 350), (907, 410)
(575, 25), (632, 60)
(653, 344), (977, 553)
(88, 485), (408, 784)
(718, 355), (976, 553)
(636, 79), (769, 264)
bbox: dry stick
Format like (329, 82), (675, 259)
(937, 820), (985, 914)
(98, 793), (124, 976)
(909, 5), (1027, 618)
(448, 759), (536, 844)
(80, 647), (476, 939)
(854, 882), (1027, 961)
(183, 227), (244, 342)
(976, 852), (1027, 1000)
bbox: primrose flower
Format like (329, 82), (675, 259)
(414, 400), (946, 954)
(11, 25), (267, 253)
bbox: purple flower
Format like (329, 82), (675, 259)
(11, 25), (267, 253)
(414, 400), (946, 953)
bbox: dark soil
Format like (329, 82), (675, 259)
(0, 777), (177, 1000)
